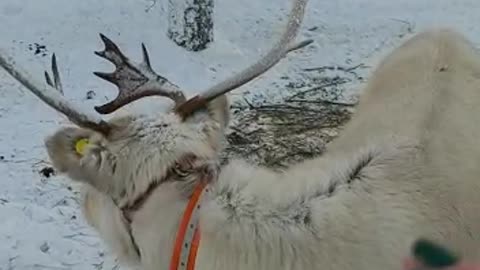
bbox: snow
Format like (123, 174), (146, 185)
(0, 0), (479, 269)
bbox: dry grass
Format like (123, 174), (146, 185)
(222, 64), (366, 169)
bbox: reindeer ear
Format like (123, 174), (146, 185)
(206, 95), (230, 129)
(181, 95), (230, 150)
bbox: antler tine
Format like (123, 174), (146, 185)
(93, 34), (186, 114)
(0, 49), (111, 134)
(44, 54), (64, 95)
(175, 0), (312, 118)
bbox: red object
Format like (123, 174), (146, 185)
(403, 257), (479, 270)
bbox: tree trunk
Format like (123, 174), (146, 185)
(167, 0), (214, 52)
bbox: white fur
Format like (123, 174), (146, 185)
(44, 29), (480, 270)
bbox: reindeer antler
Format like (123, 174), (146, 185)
(0, 50), (111, 134)
(175, 0), (312, 118)
(93, 34), (186, 114)
(44, 54), (63, 95)
(91, 0), (311, 117)
(0, 0), (310, 127)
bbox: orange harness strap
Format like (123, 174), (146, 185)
(169, 181), (208, 270)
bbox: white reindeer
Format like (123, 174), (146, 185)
(2, 0), (480, 269)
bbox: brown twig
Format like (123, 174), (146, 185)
(286, 79), (348, 101)
(289, 99), (357, 106)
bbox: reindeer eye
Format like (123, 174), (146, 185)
(173, 163), (189, 177)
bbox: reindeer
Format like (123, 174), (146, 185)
(2, 0), (480, 268)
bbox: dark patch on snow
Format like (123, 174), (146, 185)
(39, 242), (50, 253)
(28, 42), (48, 57)
(221, 63), (367, 169)
(86, 90), (96, 100)
(40, 167), (55, 178)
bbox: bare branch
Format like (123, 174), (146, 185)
(0, 50), (111, 134)
(287, 39), (313, 53)
(93, 34), (186, 114)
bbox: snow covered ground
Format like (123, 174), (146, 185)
(0, 0), (479, 269)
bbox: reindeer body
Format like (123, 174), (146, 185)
(43, 28), (480, 270)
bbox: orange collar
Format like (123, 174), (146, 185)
(120, 178), (209, 269)
(169, 180), (209, 270)
(118, 153), (212, 268)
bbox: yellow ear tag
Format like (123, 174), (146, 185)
(75, 138), (90, 155)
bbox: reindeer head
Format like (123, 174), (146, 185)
(0, 0), (312, 205)
(41, 37), (232, 205)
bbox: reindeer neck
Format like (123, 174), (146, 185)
(200, 158), (316, 231)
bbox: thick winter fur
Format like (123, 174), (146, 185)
(44, 29), (480, 270)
